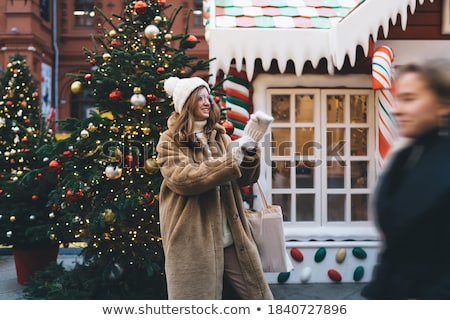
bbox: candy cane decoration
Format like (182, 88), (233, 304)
(223, 67), (250, 140)
(372, 46), (398, 169)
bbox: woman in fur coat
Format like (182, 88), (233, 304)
(156, 76), (274, 300)
(362, 59), (450, 299)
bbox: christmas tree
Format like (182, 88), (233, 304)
(0, 53), (57, 249)
(25, 0), (213, 299)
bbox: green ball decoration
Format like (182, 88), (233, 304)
(277, 272), (290, 283)
(353, 266), (365, 281)
(314, 247), (326, 262)
(352, 247), (367, 259)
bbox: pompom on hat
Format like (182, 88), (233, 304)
(164, 76), (210, 114)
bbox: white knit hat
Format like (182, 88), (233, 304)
(164, 76), (210, 114)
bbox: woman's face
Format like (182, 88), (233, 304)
(393, 72), (445, 138)
(192, 87), (211, 121)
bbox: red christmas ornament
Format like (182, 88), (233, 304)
(65, 189), (76, 202)
(10, 159), (15, 164)
(111, 39), (120, 46)
(48, 159), (62, 172)
(134, 1), (148, 15)
(35, 172), (43, 180)
(62, 150), (73, 159)
(75, 190), (84, 198)
(21, 136), (28, 143)
(6, 100), (13, 106)
(109, 88), (123, 102)
(241, 185), (252, 196)
(146, 93), (157, 102)
(89, 58), (97, 66)
(31, 195), (39, 201)
(187, 34), (198, 43)
(33, 91), (39, 98)
(51, 203), (60, 211)
(220, 119), (234, 136)
(214, 96), (221, 103)
(84, 73), (92, 80)
(157, 67), (165, 74)
(159, 0), (166, 6)
(181, 34), (198, 49)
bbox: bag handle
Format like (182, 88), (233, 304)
(256, 181), (269, 210)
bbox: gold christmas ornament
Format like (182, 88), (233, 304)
(70, 81), (83, 94)
(102, 209), (116, 223)
(103, 53), (112, 62)
(133, 87), (141, 94)
(144, 158), (159, 174)
(154, 16), (162, 24)
(87, 122), (97, 132)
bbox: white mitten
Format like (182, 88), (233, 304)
(243, 111), (274, 142)
(231, 145), (244, 165)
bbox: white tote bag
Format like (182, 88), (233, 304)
(246, 182), (293, 273)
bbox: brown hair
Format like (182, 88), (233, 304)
(172, 86), (221, 147)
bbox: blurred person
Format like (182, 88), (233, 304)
(362, 59), (450, 299)
(156, 76), (274, 300)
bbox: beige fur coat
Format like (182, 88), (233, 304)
(156, 114), (273, 300)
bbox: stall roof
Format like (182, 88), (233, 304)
(205, 0), (433, 80)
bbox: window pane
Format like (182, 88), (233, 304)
(74, 0), (94, 27)
(296, 194), (314, 221)
(295, 127), (315, 156)
(326, 95), (345, 123)
(272, 194), (291, 221)
(351, 194), (368, 221)
(327, 128), (345, 157)
(350, 95), (368, 123)
(271, 128), (291, 156)
(295, 94), (314, 122)
(351, 128), (367, 156)
(272, 94), (290, 122)
(272, 161), (291, 188)
(327, 194), (345, 221)
(327, 160), (344, 188)
(296, 161), (314, 188)
(193, 0), (203, 27)
(351, 161), (368, 188)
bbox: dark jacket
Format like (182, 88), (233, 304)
(362, 131), (450, 299)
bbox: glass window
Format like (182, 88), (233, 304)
(74, 0), (94, 27)
(193, 0), (204, 27)
(268, 89), (374, 226)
